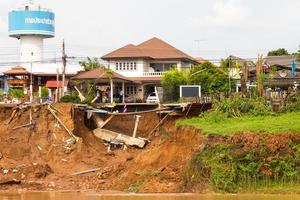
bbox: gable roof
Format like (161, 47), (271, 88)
(264, 55), (300, 70)
(102, 37), (197, 63)
(72, 68), (134, 82)
(3, 66), (30, 75)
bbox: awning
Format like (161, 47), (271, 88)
(46, 80), (69, 88)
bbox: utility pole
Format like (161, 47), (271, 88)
(30, 52), (33, 103)
(62, 39), (67, 97)
(56, 68), (59, 103)
(228, 55), (232, 95)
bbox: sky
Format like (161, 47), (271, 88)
(0, 0), (300, 62)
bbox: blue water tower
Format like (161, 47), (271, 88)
(8, 0), (55, 62)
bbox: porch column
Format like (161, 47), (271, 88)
(110, 78), (114, 104)
(122, 81), (125, 103)
(141, 84), (145, 102)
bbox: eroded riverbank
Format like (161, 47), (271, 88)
(0, 103), (203, 192)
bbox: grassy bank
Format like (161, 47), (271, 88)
(183, 132), (300, 193)
(177, 112), (300, 135)
(179, 95), (300, 193)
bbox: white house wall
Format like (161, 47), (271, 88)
(109, 59), (194, 77)
(109, 59), (145, 77)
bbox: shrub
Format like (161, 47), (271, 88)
(41, 87), (49, 98)
(161, 68), (189, 101)
(213, 95), (272, 117)
(34, 87), (49, 98)
(185, 136), (300, 193)
(60, 95), (81, 103)
(282, 93), (300, 112)
(8, 89), (24, 99)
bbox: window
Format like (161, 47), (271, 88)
(134, 86), (137, 94)
(38, 77), (42, 85)
(126, 62), (129, 70)
(125, 85), (137, 95)
(130, 62), (133, 70)
(115, 61), (137, 71)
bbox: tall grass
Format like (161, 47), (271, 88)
(177, 112), (300, 135)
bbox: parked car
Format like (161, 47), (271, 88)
(146, 92), (159, 103)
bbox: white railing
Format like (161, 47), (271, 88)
(143, 72), (165, 77)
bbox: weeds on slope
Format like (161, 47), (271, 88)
(183, 136), (300, 193)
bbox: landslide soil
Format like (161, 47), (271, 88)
(0, 103), (203, 192)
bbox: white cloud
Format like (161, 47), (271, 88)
(189, 0), (251, 28)
(1, 0), (300, 60)
(0, 16), (6, 34)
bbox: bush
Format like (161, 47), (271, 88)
(161, 68), (189, 102)
(8, 89), (24, 99)
(60, 95), (81, 103)
(34, 87), (49, 98)
(185, 136), (300, 193)
(41, 87), (49, 98)
(213, 95), (272, 117)
(190, 61), (234, 94)
(282, 93), (300, 112)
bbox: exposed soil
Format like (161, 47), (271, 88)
(0, 103), (203, 192)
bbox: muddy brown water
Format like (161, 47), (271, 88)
(0, 192), (299, 200)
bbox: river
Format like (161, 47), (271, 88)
(0, 192), (300, 200)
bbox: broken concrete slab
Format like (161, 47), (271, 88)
(93, 128), (147, 148)
(0, 178), (21, 185)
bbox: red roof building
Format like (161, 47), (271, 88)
(102, 37), (197, 63)
(101, 37), (199, 101)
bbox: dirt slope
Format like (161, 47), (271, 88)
(0, 103), (203, 192)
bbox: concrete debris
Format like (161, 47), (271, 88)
(48, 182), (55, 188)
(71, 168), (101, 176)
(93, 128), (148, 148)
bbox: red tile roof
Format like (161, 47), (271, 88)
(72, 68), (133, 82)
(4, 66), (30, 75)
(194, 57), (207, 63)
(102, 37), (198, 63)
(46, 80), (69, 88)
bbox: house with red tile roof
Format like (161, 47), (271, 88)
(101, 37), (199, 101)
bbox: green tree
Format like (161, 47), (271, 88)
(190, 61), (233, 94)
(267, 48), (290, 56)
(79, 57), (105, 71)
(161, 68), (189, 101)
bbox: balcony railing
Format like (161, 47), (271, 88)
(143, 72), (165, 77)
